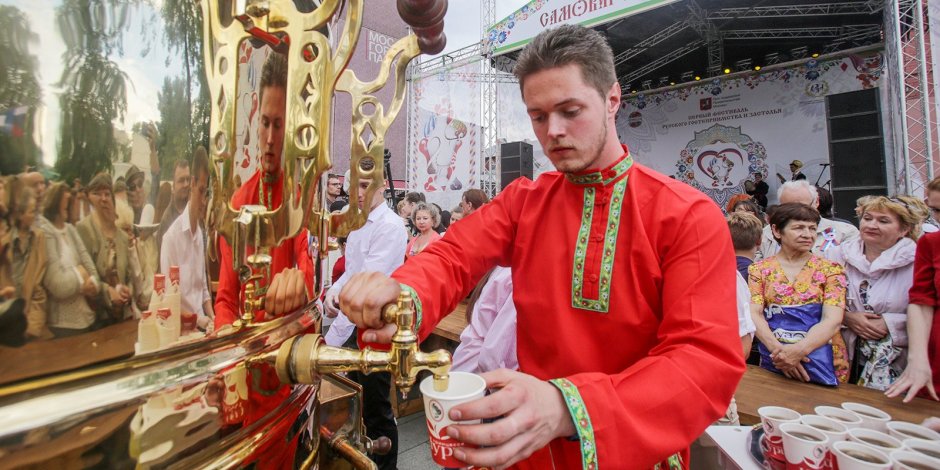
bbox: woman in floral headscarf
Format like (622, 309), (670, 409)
(749, 202), (850, 385)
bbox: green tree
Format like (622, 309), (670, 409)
(156, 76), (196, 175)
(54, 0), (136, 183)
(0, 6), (41, 175)
(160, 0), (209, 159)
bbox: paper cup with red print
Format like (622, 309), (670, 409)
(781, 423), (830, 470)
(221, 364), (249, 425)
(421, 371), (486, 468)
(760, 406), (802, 462)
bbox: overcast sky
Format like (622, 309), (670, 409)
(432, 0), (531, 57)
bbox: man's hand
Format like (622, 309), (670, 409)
(444, 369), (576, 469)
(264, 267), (308, 318)
(324, 288), (341, 318)
(844, 311), (888, 341)
(886, 358), (938, 402)
(338, 272), (402, 343)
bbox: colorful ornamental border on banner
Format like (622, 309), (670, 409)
(486, 0), (679, 56)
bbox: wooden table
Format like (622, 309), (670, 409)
(0, 320), (137, 385)
(736, 365), (940, 425)
(431, 302), (468, 342)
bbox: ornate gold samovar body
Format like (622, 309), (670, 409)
(0, 1), (449, 468)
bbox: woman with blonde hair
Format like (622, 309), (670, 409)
(826, 195), (927, 390)
(405, 202), (441, 259)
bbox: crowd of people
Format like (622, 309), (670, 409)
(0, 134), (216, 344)
(720, 177), (939, 405)
(4, 23), (940, 470)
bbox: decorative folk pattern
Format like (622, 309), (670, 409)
(400, 283), (423, 332)
(549, 378), (597, 470)
(569, 155), (632, 313)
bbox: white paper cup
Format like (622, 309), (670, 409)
(759, 406), (801, 461)
(420, 372), (486, 468)
(780, 423), (829, 469)
(832, 441), (892, 470)
(890, 450), (940, 470)
(801, 414), (849, 468)
(815, 406), (864, 429)
(848, 428), (903, 455)
(904, 438), (940, 461)
(841, 402), (891, 432)
(887, 421), (940, 442)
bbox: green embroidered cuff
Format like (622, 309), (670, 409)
(549, 378), (598, 470)
(399, 283), (423, 332)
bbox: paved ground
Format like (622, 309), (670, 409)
(396, 410), (439, 469)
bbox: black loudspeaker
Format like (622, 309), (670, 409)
(500, 141), (533, 190)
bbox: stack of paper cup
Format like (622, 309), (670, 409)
(137, 310), (159, 353)
(759, 406), (801, 462)
(156, 307), (177, 348)
(779, 423), (829, 470)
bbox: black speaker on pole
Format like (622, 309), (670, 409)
(500, 141), (533, 190)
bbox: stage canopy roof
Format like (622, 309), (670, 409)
(487, 0), (885, 91)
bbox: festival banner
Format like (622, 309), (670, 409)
(408, 62), (481, 210)
(617, 52), (885, 210)
(486, 0), (678, 56)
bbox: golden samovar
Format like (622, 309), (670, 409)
(0, 1), (449, 468)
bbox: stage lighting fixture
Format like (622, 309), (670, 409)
(764, 52), (782, 65)
(694, 76), (701, 81)
(811, 53), (820, 58)
(723, 68), (731, 74)
(680, 71), (694, 82)
(754, 66), (761, 71)
(790, 46), (808, 59)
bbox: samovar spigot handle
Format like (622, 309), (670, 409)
(382, 291), (450, 394)
(272, 289), (451, 395)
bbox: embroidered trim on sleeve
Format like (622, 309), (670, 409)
(399, 283), (423, 332)
(549, 378), (598, 470)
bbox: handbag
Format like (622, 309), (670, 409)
(758, 303), (839, 386)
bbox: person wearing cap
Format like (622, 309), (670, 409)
(76, 173), (136, 324)
(124, 165), (147, 224)
(776, 159), (807, 184)
(161, 146), (214, 328)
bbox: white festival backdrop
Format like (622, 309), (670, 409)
(408, 62), (482, 210)
(617, 52), (885, 211)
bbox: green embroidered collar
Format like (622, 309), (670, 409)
(565, 150), (633, 186)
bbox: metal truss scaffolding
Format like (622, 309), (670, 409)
(707, 2), (881, 19)
(481, 0), (499, 196)
(721, 24), (881, 40)
(890, 0), (935, 193)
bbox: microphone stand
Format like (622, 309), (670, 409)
(814, 163), (831, 187)
(384, 149), (399, 208)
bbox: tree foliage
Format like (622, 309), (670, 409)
(0, 6), (41, 175)
(160, 0), (209, 167)
(156, 76), (196, 175)
(54, 0), (135, 183)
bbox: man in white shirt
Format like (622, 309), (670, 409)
(160, 146), (214, 328)
(759, 180), (858, 258)
(322, 161), (408, 470)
